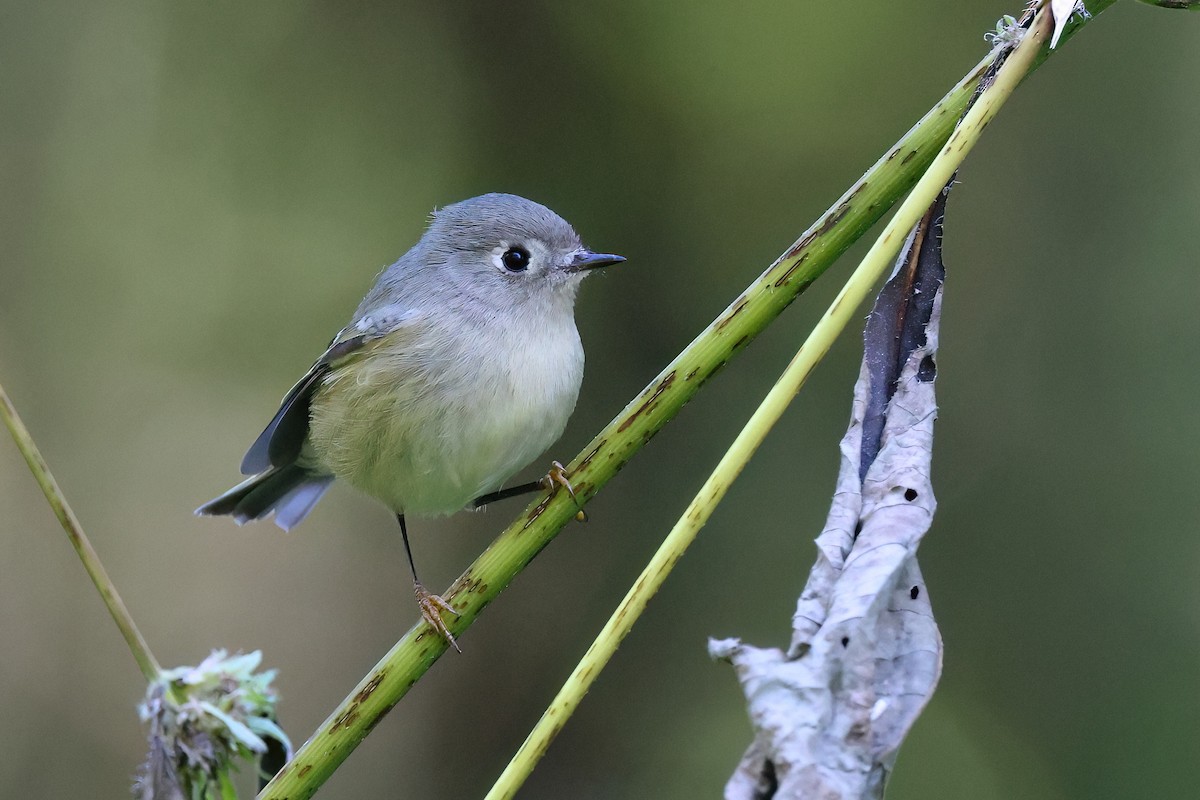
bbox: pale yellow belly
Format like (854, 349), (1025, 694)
(306, 329), (582, 515)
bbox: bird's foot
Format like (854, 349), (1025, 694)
(414, 582), (461, 653)
(540, 460), (588, 522)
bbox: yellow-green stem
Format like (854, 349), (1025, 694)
(0, 379), (162, 682)
(483, 11), (1052, 798)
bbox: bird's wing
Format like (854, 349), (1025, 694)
(239, 306), (422, 475)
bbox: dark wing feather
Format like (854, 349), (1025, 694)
(239, 333), (367, 475)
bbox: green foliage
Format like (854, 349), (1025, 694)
(135, 651), (289, 800)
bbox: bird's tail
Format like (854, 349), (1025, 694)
(195, 464), (334, 531)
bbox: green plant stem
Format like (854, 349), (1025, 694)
(0, 379), (161, 682)
(218, 770), (237, 800)
(483, 10), (1054, 798)
(259, 4), (1112, 797)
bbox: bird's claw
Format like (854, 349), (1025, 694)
(540, 460), (588, 522)
(414, 582), (461, 653)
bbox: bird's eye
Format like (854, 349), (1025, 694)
(501, 246), (531, 272)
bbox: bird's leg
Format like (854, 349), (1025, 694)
(471, 480), (544, 508)
(471, 461), (588, 522)
(397, 513), (460, 653)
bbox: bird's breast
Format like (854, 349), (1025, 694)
(307, 312), (585, 515)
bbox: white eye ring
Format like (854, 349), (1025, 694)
(491, 240), (549, 275)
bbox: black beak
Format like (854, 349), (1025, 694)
(567, 250), (626, 272)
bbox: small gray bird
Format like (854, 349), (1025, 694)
(197, 193), (624, 649)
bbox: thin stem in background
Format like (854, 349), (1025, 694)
(0, 379), (162, 682)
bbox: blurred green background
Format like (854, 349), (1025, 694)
(2, 1), (1198, 797)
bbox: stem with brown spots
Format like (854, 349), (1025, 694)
(259, 4), (1114, 798)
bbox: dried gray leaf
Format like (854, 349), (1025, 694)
(712, 191), (949, 800)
